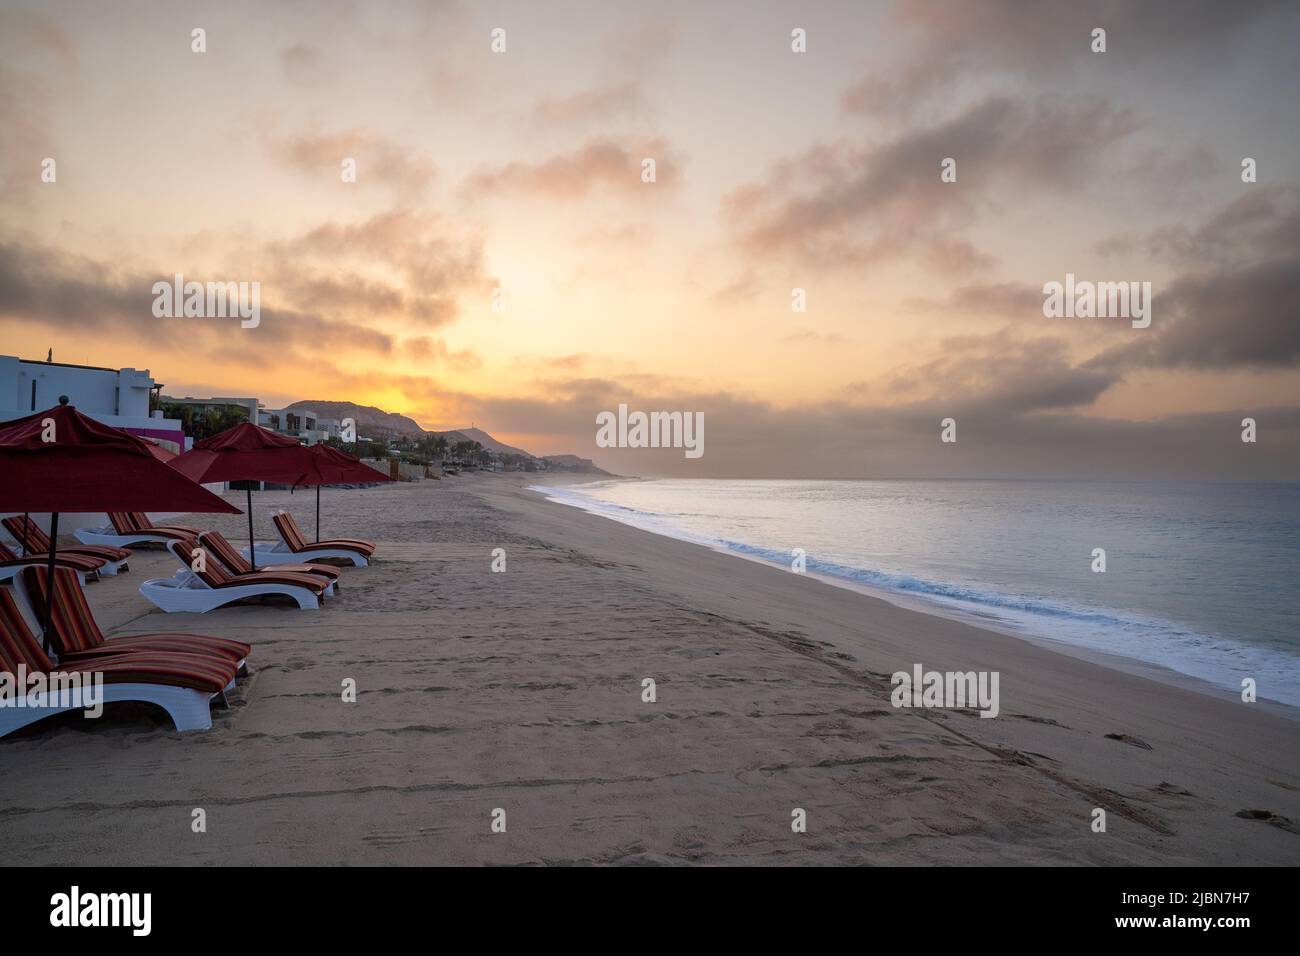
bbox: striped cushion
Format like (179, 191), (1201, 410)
(2, 515), (47, 552)
(3, 579), (237, 695)
(199, 531), (340, 581)
(197, 531), (252, 575)
(58, 652), (235, 694)
(171, 538), (325, 596)
(0, 587), (55, 672)
(108, 512), (138, 534)
(274, 511), (375, 555)
(0, 544), (104, 572)
(4, 516), (132, 563)
(21, 566), (251, 663)
(133, 512), (202, 535)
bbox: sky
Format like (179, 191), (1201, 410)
(1, 0), (1298, 478)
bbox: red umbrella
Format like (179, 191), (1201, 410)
(0, 400), (239, 649)
(170, 422), (322, 570)
(140, 437), (179, 462)
(299, 444), (393, 542)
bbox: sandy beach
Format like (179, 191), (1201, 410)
(1, 473), (1297, 865)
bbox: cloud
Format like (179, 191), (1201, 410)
(265, 125), (436, 196)
(1088, 190), (1300, 371)
(421, 373), (1300, 480)
(465, 137), (679, 199)
(723, 96), (1136, 268)
(265, 208), (491, 326)
(404, 335), (481, 370)
(280, 43), (325, 84)
(843, 0), (1291, 117)
(533, 81), (646, 125)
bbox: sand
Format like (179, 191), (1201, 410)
(1, 474), (1297, 865)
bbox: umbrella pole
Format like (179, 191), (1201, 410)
(41, 512), (59, 655)
(316, 485), (321, 543)
(247, 485), (257, 573)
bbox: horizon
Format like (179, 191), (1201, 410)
(2, 0), (1298, 479)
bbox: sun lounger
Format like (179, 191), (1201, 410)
(0, 590), (238, 734)
(139, 537), (328, 613)
(244, 510), (374, 567)
(0, 543), (102, 585)
(198, 530), (340, 593)
(13, 566), (251, 669)
(126, 511), (204, 536)
(74, 512), (197, 549)
(3, 515), (130, 575)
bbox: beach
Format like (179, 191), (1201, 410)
(2, 473), (1297, 865)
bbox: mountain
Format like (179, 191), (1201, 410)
(281, 399), (607, 472)
(542, 454), (608, 474)
(284, 400), (424, 439)
(451, 427), (532, 458)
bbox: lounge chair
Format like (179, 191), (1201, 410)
(0, 590), (238, 735)
(14, 566), (252, 669)
(126, 511), (204, 537)
(3, 515), (130, 575)
(245, 510), (374, 567)
(139, 537), (328, 613)
(198, 530), (340, 592)
(75, 512), (197, 549)
(0, 542), (102, 585)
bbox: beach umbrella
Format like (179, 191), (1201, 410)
(169, 422), (321, 570)
(0, 399), (240, 650)
(300, 444), (393, 542)
(140, 437), (178, 462)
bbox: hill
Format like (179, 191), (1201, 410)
(280, 400), (607, 472)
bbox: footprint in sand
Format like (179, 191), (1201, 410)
(1234, 809), (1300, 834)
(1104, 732), (1153, 750)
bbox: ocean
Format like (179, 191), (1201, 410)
(534, 478), (1300, 707)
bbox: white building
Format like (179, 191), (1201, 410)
(0, 354), (190, 542)
(0, 353), (184, 446)
(260, 407), (338, 445)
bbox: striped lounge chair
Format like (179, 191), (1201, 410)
(198, 530), (340, 592)
(15, 565), (251, 670)
(0, 542), (104, 585)
(0, 587), (239, 735)
(3, 514), (130, 575)
(74, 512), (203, 549)
(245, 510), (374, 567)
(138, 537), (329, 613)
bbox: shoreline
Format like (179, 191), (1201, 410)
(2, 472), (1296, 865)
(531, 476), (1300, 718)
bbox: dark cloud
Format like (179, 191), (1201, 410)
(0, 236), (394, 358)
(1087, 189), (1300, 371)
(843, 0), (1291, 117)
(1089, 256), (1300, 372)
(722, 96), (1136, 267)
(421, 375), (1300, 480)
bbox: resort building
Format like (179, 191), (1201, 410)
(164, 395), (259, 426)
(259, 407), (339, 445)
(0, 352), (184, 447)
